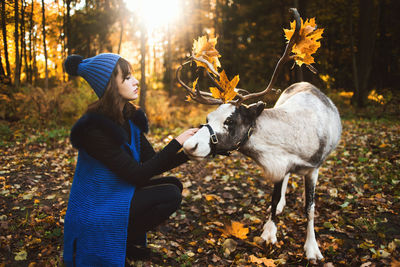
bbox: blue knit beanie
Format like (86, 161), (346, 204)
(64, 53), (121, 98)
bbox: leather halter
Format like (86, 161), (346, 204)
(200, 123), (255, 157)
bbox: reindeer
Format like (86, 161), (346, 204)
(177, 9), (342, 261)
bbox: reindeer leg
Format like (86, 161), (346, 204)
(267, 173), (289, 215)
(304, 168), (323, 261)
(261, 180), (283, 244)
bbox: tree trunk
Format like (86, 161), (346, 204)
(85, 1), (91, 56)
(27, 0), (34, 84)
(351, 0), (378, 107)
(0, 53), (5, 79)
(14, 0), (21, 88)
(65, 0), (71, 54)
(21, 0), (27, 84)
(1, 0), (11, 78)
(41, 0), (48, 90)
(32, 27), (37, 86)
(139, 23), (147, 113)
(165, 24), (173, 95)
(197, 0), (203, 36)
(117, 18), (123, 54)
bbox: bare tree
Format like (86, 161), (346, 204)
(20, 0), (27, 83)
(139, 22), (147, 112)
(351, 0), (379, 107)
(117, 17), (123, 54)
(165, 24), (173, 95)
(27, 0), (34, 84)
(14, 0), (21, 88)
(1, 0), (11, 79)
(41, 0), (48, 90)
(65, 0), (71, 54)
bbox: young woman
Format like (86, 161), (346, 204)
(62, 53), (197, 266)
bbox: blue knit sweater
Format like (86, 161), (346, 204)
(64, 120), (141, 267)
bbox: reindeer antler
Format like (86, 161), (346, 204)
(176, 59), (224, 105)
(177, 8), (302, 106)
(234, 8), (301, 105)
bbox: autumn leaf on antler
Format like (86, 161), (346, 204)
(219, 221), (249, 240)
(185, 78), (199, 102)
(192, 36), (221, 73)
(284, 17), (324, 66)
(209, 70), (239, 103)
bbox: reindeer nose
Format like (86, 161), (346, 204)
(187, 143), (198, 153)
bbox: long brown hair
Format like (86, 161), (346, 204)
(87, 57), (136, 124)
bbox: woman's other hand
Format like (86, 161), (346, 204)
(175, 128), (199, 145)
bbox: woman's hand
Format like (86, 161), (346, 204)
(175, 128), (199, 145)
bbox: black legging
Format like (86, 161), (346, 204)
(126, 177), (182, 253)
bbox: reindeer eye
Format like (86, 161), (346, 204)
(224, 118), (234, 126)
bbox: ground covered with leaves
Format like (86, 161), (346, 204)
(1, 118), (399, 266)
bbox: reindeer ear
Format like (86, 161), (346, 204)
(247, 101), (265, 119)
(239, 101), (265, 121)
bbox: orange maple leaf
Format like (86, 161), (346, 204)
(249, 255), (276, 267)
(192, 35), (221, 73)
(209, 70), (239, 103)
(283, 17), (324, 66)
(220, 221), (249, 240)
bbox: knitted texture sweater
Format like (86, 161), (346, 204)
(63, 107), (188, 266)
(63, 120), (140, 267)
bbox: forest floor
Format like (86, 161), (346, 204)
(1, 118), (399, 266)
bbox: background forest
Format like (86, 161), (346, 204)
(1, 0), (400, 266)
(1, 0), (399, 129)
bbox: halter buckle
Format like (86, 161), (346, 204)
(210, 133), (218, 144)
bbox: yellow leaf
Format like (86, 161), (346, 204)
(210, 70), (239, 103)
(249, 255), (276, 266)
(284, 17), (324, 66)
(206, 238), (216, 245)
(192, 35), (221, 72)
(15, 250), (27, 261)
(205, 194), (216, 201)
(220, 221), (249, 240)
(13, 92), (26, 101)
(0, 93), (11, 102)
(192, 77), (199, 93)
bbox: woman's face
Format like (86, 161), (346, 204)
(116, 67), (139, 101)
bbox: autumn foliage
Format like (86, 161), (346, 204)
(284, 17), (324, 66)
(188, 15), (324, 104)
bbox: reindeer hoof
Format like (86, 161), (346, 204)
(304, 239), (323, 261)
(261, 220), (277, 244)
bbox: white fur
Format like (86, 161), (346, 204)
(183, 82), (341, 261)
(183, 104), (236, 158)
(304, 204), (323, 260)
(261, 219), (277, 244)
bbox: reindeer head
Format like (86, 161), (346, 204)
(178, 8), (302, 159)
(183, 102), (265, 159)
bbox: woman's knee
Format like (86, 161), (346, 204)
(159, 176), (183, 192)
(167, 184), (182, 209)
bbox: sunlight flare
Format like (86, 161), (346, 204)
(125, 0), (181, 31)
